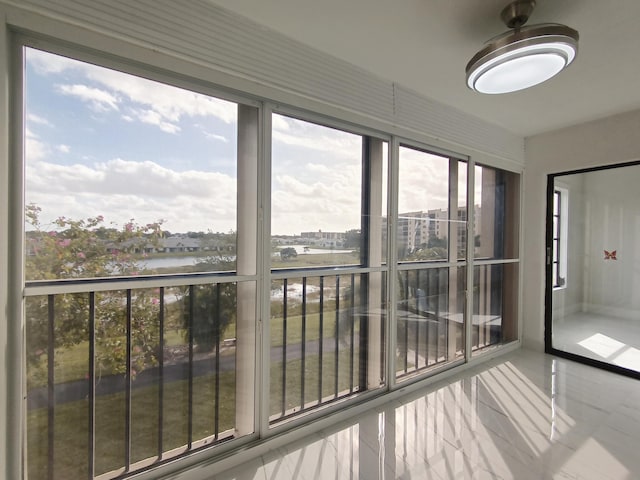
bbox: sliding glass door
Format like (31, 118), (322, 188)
(546, 161), (640, 378)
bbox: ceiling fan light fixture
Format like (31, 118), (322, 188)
(466, 2), (579, 94)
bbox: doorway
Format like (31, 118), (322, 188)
(545, 161), (640, 378)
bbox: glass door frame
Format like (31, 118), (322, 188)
(544, 160), (640, 380)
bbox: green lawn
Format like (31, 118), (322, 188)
(27, 370), (236, 479)
(27, 348), (362, 479)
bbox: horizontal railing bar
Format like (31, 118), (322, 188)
(397, 261), (466, 271)
(472, 258), (520, 266)
(397, 258), (519, 271)
(270, 265), (386, 280)
(24, 271), (253, 296)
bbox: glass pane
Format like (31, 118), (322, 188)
(24, 47), (239, 279)
(269, 272), (387, 423)
(457, 161), (468, 260)
(271, 114), (363, 268)
(398, 147), (454, 262)
(26, 293), (90, 479)
(25, 281), (251, 479)
(395, 266), (465, 380)
(473, 165), (520, 260)
(471, 263), (519, 355)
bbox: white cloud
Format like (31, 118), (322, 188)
(57, 84), (119, 112)
(25, 158), (237, 233)
(132, 109), (180, 134)
(270, 114), (365, 234)
(272, 114), (361, 161)
(205, 133), (228, 143)
(27, 47), (237, 134)
(398, 147), (450, 213)
(25, 128), (48, 162)
(27, 113), (52, 126)
(27, 48), (81, 74)
(57, 144), (70, 154)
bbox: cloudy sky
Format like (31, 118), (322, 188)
(25, 47), (461, 237)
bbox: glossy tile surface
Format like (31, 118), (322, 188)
(217, 349), (640, 479)
(553, 312), (640, 372)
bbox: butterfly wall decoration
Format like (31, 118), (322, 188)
(604, 250), (617, 260)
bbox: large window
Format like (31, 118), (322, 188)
(269, 113), (388, 423)
(395, 146), (467, 379)
(471, 164), (520, 354)
(14, 40), (521, 480)
(23, 47), (258, 479)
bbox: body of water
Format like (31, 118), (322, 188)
(279, 245), (354, 255)
(142, 256), (201, 269)
(142, 246), (354, 269)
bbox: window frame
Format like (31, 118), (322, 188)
(16, 37), (265, 477)
(552, 187), (568, 289)
(4, 29), (524, 480)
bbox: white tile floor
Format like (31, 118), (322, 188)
(553, 312), (640, 371)
(214, 349), (640, 480)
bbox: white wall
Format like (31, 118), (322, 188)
(523, 108), (640, 351)
(581, 167), (640, 317)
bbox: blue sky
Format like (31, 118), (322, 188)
(24, 47), (455, 237)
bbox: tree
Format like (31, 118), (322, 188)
(25, 204), (165, 382)
(427, 236), (447, 249)
(280, 247), (298, 261)
(180, 283), (236, 352)
(343, 229), (361, 250)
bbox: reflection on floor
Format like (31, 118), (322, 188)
(215, 349), (640, 479)
(554, 312), (640, 371)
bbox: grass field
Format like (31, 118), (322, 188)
(25, 250), (369, 478)
(26, 347), (362, 480)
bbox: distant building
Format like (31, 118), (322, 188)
(300, 230), (346, 247)
(396, 211), (430, 253)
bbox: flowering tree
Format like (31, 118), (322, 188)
(25, 204), (165, 383)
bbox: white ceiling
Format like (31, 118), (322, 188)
(207, 0), (640, 138)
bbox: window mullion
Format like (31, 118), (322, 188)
(465, 159), (476, 362)
(386, 136), (400, 389)
(258, 103), (273, 439)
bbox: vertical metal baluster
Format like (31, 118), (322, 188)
(438, 268), (450, 361)
(415, 270), (420, 371)
(426, 269), (431, 366)
(300, 278), (307, 410)
(47, 295), (54, 480)
(88, 292), (95, 479)
(187, 285), (195, 448)
(381, 273), (386, 381)
(300, 277), (307, 410)
(334, 276), (340, 398)
(474, 267), (480, 350)
(125, 289), (132, 472)
(358, 273), (367, 392)
(435, 270), (441, 363)
(445, 270), (450, 360)
(158, 287), (165, 459)
(318, 276), (324, 405)
(404, 270), (409, 374)
(349, 274), (355, 393)
(214, 284), (221, 439)
(282, 279), (288, 416)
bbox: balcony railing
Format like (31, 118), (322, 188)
(25, 268), (387, 479)
(25, 278), (243, 480)
(269, 270), (387, 423)
(24, 262), (509, 478)
(395, 266), (465, 378)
